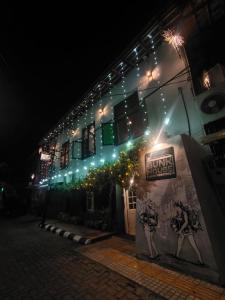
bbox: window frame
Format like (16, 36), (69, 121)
(114, 91), (146, 145)
(60, 141), (70, 169)
(101, 121), (115, 146)
(72, 139), (82, 159)
(82, 122), (96, 159)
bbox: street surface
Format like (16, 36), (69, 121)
(0, 217), (164, 300)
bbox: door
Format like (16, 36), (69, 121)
(123, 188), (136, 236)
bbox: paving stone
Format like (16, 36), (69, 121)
(0, 217), (165, 300)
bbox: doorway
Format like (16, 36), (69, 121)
(123, 187), (136, 236)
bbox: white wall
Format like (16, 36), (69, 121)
(48, 41), (206, 183)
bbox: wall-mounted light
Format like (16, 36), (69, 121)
(146, 70), (153, 82)
(71, 128), (79, 137)
(99, 108), (104, 115)
(203, 71), (211, 89)
(162, 29), (184, 56)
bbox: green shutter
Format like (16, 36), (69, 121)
(102, 122), (114, 145)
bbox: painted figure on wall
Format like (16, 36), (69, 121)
(171, 201), (203, 265)
(138, 196), (159, 259)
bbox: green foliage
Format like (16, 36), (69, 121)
(69, 138), (146, 191)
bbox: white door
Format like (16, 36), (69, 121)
(123, 188), (136, 236)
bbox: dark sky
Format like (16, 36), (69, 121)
(0, 2), (166, 182)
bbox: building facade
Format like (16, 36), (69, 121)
(34, 0), (225, 284)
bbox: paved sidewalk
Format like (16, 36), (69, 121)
(0, 217), (164, 300)
(77, 236), (225, 300)
(40, 219), (115, 244)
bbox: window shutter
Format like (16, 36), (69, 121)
(102, 122), (114, 145)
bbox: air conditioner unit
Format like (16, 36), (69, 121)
(194, 84), (225, 125)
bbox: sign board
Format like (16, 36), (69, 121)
(145, 146), (176, 181)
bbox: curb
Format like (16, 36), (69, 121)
(39, 223), (92, 245)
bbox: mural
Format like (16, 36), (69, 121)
(170, 201), (203, 265)
(136, 135), (219, 283)
(138, 193), (159, 258)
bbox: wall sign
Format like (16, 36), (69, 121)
(145, 146), (176, 181)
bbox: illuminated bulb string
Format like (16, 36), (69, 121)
(133, 47), (148, 129)
(120, 62), (131, 137)
(83, 101), (88, 172)
(98, 85), (104, 165)
(108, 73), (116, 159)
(75, 114), (81, 175)
(90, 94), (95, 168)
(147, 34), (169, 127)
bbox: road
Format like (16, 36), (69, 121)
(0, 217), (164, 300)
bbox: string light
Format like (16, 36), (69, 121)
(148, 33), (169, 128)
(120, 62), (131, 138)
(90, 93), (96, 168)
(98, 84), (104, 164)
(74, 114), (81, 176)
(126, 140), (133, 149)
(134, 46), (148, 132)
(112, 153), (117, 159)
(108, 72), (116, 160)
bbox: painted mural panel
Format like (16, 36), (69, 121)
(136, 135), (219, 283)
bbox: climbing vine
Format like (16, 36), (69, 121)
(66, 138), (147, 191)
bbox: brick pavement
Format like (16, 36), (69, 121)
(0, 217), (164, 300)
(79, 238), (225, 300)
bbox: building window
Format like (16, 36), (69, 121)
(87, 191), (94, 211)
(114, 92), (146, 145)
(72, 139), (82, 159)
(82, 123), (95, 159)
(60, 141), (70, 169)
(102, 122), (114, 145)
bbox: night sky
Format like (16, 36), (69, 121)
(0, 2), (166, 183)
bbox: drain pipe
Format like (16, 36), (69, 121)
(178, 87), (191, 136)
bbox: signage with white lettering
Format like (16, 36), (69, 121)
(145, 147), (176, 181)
